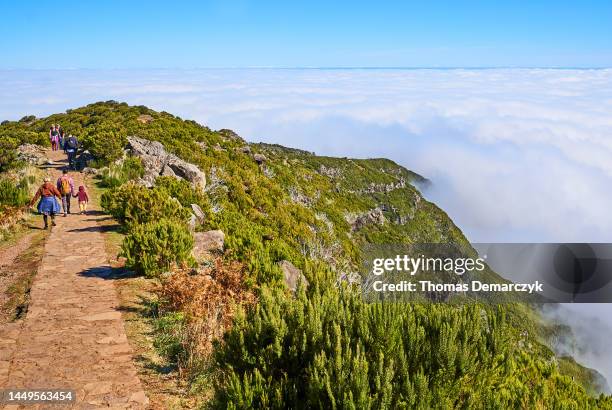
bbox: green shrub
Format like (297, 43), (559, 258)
(101, 183), (191, 227)
(121, 218), (195, 277)
(0, 177), (31, 208)
(82, 130), (127, 164)
(0, 137), (19, 172)
(211, 282), (607, 409)
(155, 176), (209, 210)
(99, 156), (144, 188)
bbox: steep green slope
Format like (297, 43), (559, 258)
(2, 101), (610, 408)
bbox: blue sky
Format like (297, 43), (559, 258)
(1, 0), (611, 68)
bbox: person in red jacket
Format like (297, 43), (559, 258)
(74, 185), (89, 215)
(29, 177), (62, 229)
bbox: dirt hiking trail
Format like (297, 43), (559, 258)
(0, 150), (149, 409)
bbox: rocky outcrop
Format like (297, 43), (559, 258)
(345, 207), (386, 232)
(318, 165), (342, 179)
(279, 260), (309, 292)
(136, 114), (154, 124)
(126, 136), (206, 189)
(16, 144), (47, 165)
(192, 230), (225, 262)
(218, 129), (244, 142)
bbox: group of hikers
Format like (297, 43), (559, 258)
(29, 169), (89, 230)
(49, 124), (79, 168)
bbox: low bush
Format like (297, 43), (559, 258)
(210, 282), (607, 409)
(121, 218), (195, 277)
(82, 129), (127, 164)
(99, 156), (144, 188)
(155, 176), (209, 210)
(0, 177), (33, 208)
(0, 137), (19, 172)
(101, 183), (191, 227)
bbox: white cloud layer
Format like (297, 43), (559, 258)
(2, 68), (612, 242)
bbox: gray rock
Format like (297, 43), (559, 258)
(192, 230), (225, 262)
(166, 157), (206, 189)
(160, 164), (177, 177)
(187, 213), (197, 232)
(191, 203), (206, 222)
(279, 260), (309, 292)
(82, 167), (99, 175)
(126, 136), (206, 189)
(16, 144), (47, 165)
(253, 153), (267, 164)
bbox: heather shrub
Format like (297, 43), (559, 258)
(82, 129), (127, 164)
(155, 176), (209, 210)
(0, 177), (32, 208)
(121, 218), (195, 277)
(211, 283), (605, 409)
(101, 183), (191, 227)
(99, 156), (144, 188)
(0, 137), (19, 172)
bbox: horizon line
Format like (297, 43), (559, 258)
(1, 66), (611, 71)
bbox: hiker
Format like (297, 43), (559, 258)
(56, 169), (74, 216)
(65, 134), (79, 169)
(74, 185), (89, 215)
(29, 177), (62, 229)
(59, 127), (66, 153)
(49, 125), (60, 151)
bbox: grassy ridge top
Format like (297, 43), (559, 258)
(1, 101), (469, 277)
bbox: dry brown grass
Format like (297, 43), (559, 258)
(160, 259), (257, 363)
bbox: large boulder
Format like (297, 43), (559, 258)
(16, 144), (47, 165)
(279, 260), (309, 292)
(192, 230), (225, 262)
(126, 136), (206, 189)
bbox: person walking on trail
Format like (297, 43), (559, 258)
(74, 185), (89, 215)
(49, 125), (60, 151)
(29, 177), (62, 229)
(59, 126), (66, 153)
(57, 169), (74, 216)
(65, 134), (79, 169)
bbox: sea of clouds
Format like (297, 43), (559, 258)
(2, 68), (611, 243)
(2, 67), (612, 386)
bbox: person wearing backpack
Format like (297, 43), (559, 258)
(65, 134), (79, 169)
(29, 177), (62, 229)
(56, 169), (75, 216)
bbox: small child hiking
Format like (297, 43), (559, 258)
(75, 185), (89, 215)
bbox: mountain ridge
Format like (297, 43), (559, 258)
(1, 100), (610, 407)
